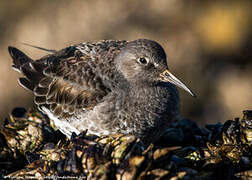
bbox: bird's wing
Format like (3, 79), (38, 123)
(8, 42), (123, 119)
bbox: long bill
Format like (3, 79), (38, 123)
(160, 69), (196, 97)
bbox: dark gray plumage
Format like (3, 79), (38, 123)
(8, 39), (195, 144)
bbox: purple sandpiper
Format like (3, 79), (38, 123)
(8, 39), (195, 144)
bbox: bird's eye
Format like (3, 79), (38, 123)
(138, 57), (148, 65)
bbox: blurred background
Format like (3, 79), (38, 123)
(0, 0), (251, 126)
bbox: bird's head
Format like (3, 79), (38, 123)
(115, 39), (196, 97)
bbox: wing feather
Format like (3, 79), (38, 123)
(9, 40), (127, 120)
(9, 44), (112, 118)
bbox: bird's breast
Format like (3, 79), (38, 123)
(117, 85), (180, 132)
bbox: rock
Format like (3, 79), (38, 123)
(1, 108), (252, 179)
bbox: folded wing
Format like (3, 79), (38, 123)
(8, 45), (110, 119)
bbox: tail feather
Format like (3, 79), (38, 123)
(8, 46), (44, 91)
(8, 46), (32, 71)
(20, 63), (43, 84)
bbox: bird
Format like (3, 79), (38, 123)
(8, 39), (195, 144)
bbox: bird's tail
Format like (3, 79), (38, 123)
(8, 46), (32, 72)
(8, 46), (45, 91)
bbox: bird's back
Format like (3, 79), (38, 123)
(8, 40), (128, 136)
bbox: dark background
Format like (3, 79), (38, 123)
(0, 0), (251, 126)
